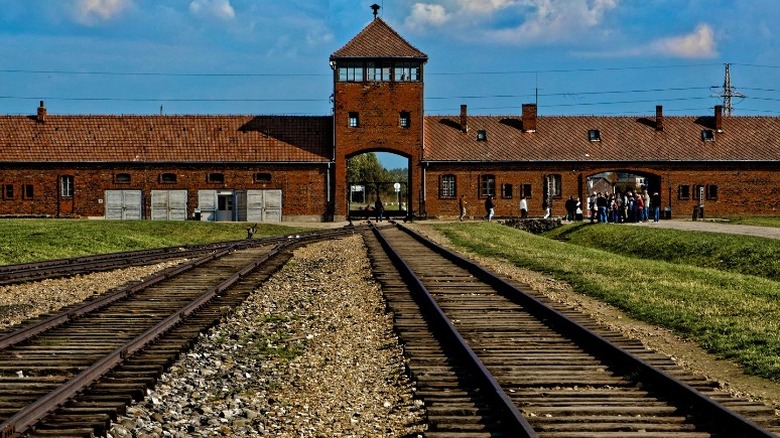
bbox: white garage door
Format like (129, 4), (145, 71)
(104, 190), (142, 220)
(246, 189), (282, 222)
(151, 190), (187, 221)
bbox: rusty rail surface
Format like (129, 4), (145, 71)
(0, 226), (358, 438)
(367, 223), (779, 437)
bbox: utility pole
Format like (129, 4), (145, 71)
(711, 63), (745, 116)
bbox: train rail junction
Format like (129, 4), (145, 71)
(1, 221), (779, 437)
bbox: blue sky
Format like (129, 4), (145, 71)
(1, 1), (779, 169)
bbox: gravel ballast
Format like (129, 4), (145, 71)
(108, 235), (426, 437)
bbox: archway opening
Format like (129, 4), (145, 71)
(347, 151), (410, 221)
(586, 171), (660, 197)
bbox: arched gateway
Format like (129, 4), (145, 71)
(329, 16), (427, 221)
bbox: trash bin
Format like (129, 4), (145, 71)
(664, 207), (671, 220)
(193, 210), (201, 221)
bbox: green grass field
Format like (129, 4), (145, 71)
(0, 220), (312, 265)
(431, 222), (780, 382)
(726, 216), (780, 228)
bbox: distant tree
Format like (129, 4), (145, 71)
(347, 153), (386, 185)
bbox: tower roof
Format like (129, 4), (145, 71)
(330, 17), (427, 61)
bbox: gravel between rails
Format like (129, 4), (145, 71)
(0, 260), (185, 331)
(108, 234), (426, 438)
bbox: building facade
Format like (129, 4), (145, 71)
(1, 15), (779, 221)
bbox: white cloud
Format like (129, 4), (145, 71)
(403, 0), (619, 44)
(487, 0), (619, 44)
(189, 0), (236, 21)
(650, 24), (717, 58)
(73, 0), (131, 25)
(405, 3), (451, 31)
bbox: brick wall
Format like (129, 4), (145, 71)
(0, 164), (329, 219)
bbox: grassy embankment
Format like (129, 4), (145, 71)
(726, 216), (780, 228)
(431, 222), (780, 382)
(0, 220), (312, 265)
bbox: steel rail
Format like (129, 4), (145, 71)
(395, 222), (777, 437)
(0, 245), (234, 350)
(0, 241), (289, 438)
(371, 224), (539, 437)
(0, 225), (359, 438)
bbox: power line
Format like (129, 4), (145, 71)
(0, 63), (724, 79)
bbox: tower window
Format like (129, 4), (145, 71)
(338, 62), (364, 82)
(348, 112), (359, 128)
(367, 61), (390, 82)
(588, 129), (601, 142)
(400, 111), (411, 128)
(394, 62), (420, 82)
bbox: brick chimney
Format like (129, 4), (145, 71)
(522, 103), (537, 132)
(655, 105), (664, 131)
(460, 104), (468, 132)
(36, 100), (47, 123)
(714, 105), (723, 132)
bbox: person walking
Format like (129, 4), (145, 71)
(458, 195), (467, 221)
(519, 196), (528, 219)
(374, 198), (384, 222)
(484, 195), (495, 222)
(651, 191), (662, 223)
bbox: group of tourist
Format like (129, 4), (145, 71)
(565, 190), (662, 224)
(458, 189), (663, 223)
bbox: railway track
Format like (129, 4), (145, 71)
(0, 226), (357, 438)
(0, 229), (330, 286)
(365, 223), (780, 437)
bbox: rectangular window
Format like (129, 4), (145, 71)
(160, 173), (177, 184)
(367, 61), (390, 81)
(694, 185), (705, 201)
(706, 184), (718, 200)
(60, 175), (74, 198)
(545, 174), (562, 198)
(399, 111), (411, 128)
(678, 185), (690, 200)
(207, 172), (225, 183)
(440, 175), (456, 198)
(394, 62), (419, 82)
(522, 184), (532, 198)
(3, 184), (13, 200)
(114, 173), (131, 183)
(24, 184), (34, 200)
(338, 62), (363, 82)
(501, 183), (513, 199)
(480, 175), (495, 197)
(254, 172), (272, 183)
(348, 112), (359, 128)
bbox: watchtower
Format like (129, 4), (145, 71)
(329, 6), (428, 220)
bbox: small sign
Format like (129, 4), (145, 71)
(394, 182), (401, 192)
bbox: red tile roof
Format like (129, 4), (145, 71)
(0, 115), (332, 163)
(423, 114), (780, 162)
(331, 18), (427, 60)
